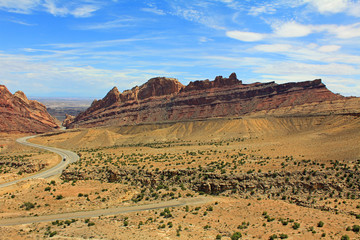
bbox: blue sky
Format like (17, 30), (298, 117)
(1, 0), (360, 98)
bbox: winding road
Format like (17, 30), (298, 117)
(0, 197), (211, 226)
(0, 135), (212, 226)
(0, 135), (79, 189)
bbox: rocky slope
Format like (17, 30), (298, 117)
(0, 85), (59, 133)
(65, 73), (347, 129)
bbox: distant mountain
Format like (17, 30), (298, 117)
(32, 98), (92, 122)
(0, 85), (59, 133)
(64, 73), (356, 129)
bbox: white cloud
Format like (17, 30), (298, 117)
(248, 4), (276, 16)
(226, 30), (266, 42)
(43, 0), (100, 18)
(273, 21), (313, 38)
(252, 42), (360, 65)
(270, 21), (360, 40)
(72, 5), (100, 18)
(0, 0), (40, 13)
(170, 3), (226, 30)
(323, 23), (360, 39)
(348, 1), (360, 17)
(0, 52), (183, 97)
(318, 45), (341, 52)
(304, 0), (360, 17)
(254, 62), (360, 76)
(0, 0), (100, 17)
(305, 0), (348, 14)
(43, 0), (68, 16)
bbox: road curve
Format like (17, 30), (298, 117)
(0, 197), (213, 226)
(0, 135), (79, 188)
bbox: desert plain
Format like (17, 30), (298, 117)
(1, 114), (360, 240)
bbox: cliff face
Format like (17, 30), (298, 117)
(0, 85), (59, 133)
(65, 73), (345, 129)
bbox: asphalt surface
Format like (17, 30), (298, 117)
(0, 135), (213, 226)
(0, 135), (79, 188)
(0, 197), (212, 226)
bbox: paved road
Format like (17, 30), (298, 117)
(0, 136), (212, 226)
(0, 197), (212, 226)
(0, 135), (79, 188)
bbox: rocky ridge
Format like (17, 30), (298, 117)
(0, 85), (59, 133)
(65, 73), (346, 129)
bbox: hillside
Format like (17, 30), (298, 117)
(64, 73), (348, 129)
(0, 85), (59, 133)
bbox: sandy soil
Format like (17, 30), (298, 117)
(1, 115), (359, 239)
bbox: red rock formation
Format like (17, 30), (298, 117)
(62, 114), (75, 128)
(66, 73), (346, 129)
(0, 85), (59, 133)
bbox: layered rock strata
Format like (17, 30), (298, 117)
(0, 85), (59, 133)
(65, 73), (345, 129)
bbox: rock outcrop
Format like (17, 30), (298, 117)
(0, 85), (59, 133)
(62, 114), (75, 128)
(65, 73), (346, 129)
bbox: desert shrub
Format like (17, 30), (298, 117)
(292, 222), (300, 230)
(352, 225), (360, 232)
(21, 202), (35, 210)
(160, 208), (172, 218)
(55, 195), (63, 200)
(341, 235), (350, 240)
(231, 232), (242, 240)
(279, 233), (288, 239)
(269, 234), (278, 240)
(317, 221), (324, 227)
(203, 225), (211, 229)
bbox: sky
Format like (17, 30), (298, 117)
(0, 0), (360, 98)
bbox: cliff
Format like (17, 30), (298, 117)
(65, 73), (346, 129)
(0, 85), (59, 133)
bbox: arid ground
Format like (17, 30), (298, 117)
(1, 115), (360, 239)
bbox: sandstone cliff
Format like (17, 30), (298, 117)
(0, 85), (59, 133)
(65, 73), (346, 129)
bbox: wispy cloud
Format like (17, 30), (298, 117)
(77, 18), (137, 30)
(169, 2), (226, 30)
(248, 4), (276, 16)
(226, 30), (266, 42)
(0, 0), (40, 14)
(0, 0), (101, 17)
(0, 52), (184, 97)
(8, 18), (36, 26)
(44, 37), (165, 49)
(141, 7), (166, 15)
(43, 0), (100, 18)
